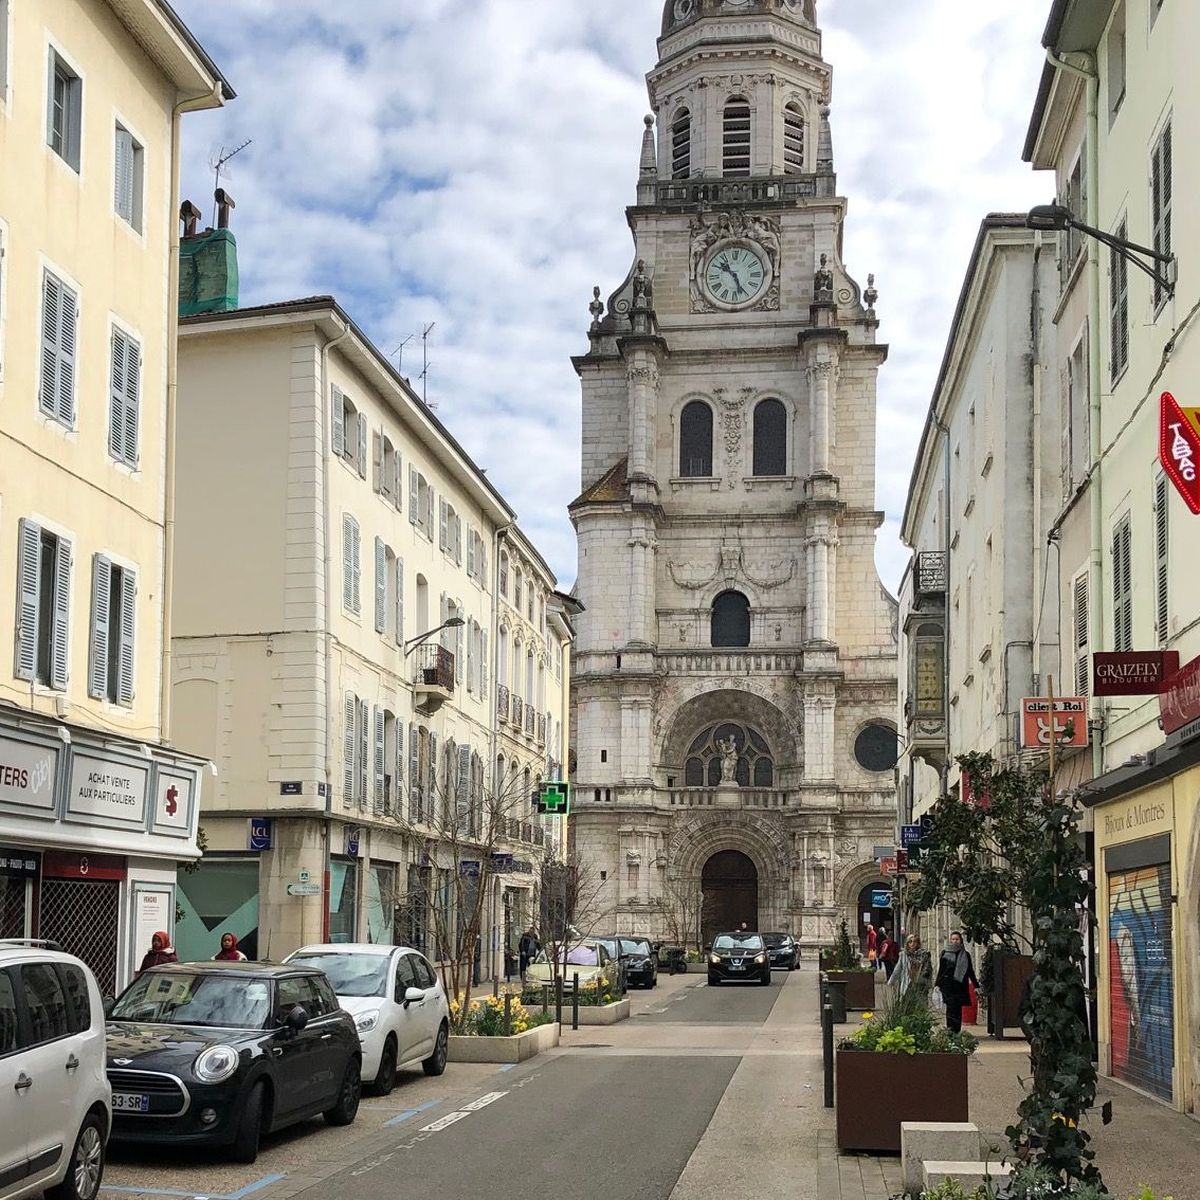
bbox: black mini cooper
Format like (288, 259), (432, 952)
(105, 961), (361, 1163)
(707, 932), (771, 986)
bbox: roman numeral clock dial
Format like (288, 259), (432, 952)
(702, 243), (768, 309)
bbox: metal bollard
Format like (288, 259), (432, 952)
(492, 978), (500, 999)
(503, 992), (513, 1037)
(822, 1003), (834, 1109)
(555, 976), (564, 1025)
(572, 972), (580, 1030)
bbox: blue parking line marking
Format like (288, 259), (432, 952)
(226, 1174), (287, 1200)
(100, 1171), (286, 1200)
(385, 1097), (442, 1126)
(497, 1064), (516, 1072)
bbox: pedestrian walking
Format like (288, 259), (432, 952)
(213, 932), (247, 962)
(518, 927), (540, 979)
(866, 923), (878, 967)
(889, 933), (932, 999)
(138, 930), (178, 974)
(878, 927), (900, 979)
(935, 931), (979, 1033)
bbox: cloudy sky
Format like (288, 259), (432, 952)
(173, 0), (1053, 592)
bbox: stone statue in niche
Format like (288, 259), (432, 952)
(814, 253), (834, 302)
(717, 735), (739, 784)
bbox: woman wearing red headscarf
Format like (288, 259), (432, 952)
(138, 930), (178, 974)
(213, 932), (247, 962)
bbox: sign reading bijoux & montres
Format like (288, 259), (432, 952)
(1094, 651), (1181, 697)
(0, 734), (59, 812)
(67, 752), (149, 825)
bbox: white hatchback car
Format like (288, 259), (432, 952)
(0, 941), (111, 1200)
(284, 944), (449, 1096)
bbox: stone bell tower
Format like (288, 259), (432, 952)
(568, 0), (899, 955)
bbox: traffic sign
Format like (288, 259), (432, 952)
(287, 882), (321, 897)
(536, 782), (570, 815)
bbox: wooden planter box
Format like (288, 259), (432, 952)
(447, 1021), (559, 1064)
(825, 970), (876, 1010)
(835, 1051), (969, 1153)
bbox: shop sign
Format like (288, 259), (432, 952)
(916, 551), (948, 595)
(459, 860), (481, 878)
(67, 753), (149, 826)
(871, 888), (893, 909)
(1160, 391), (1200, 514)
(899, 824), (922, 847)
(880, 856), (898, 876)
(1160, 653), (1200, 736)
(1020, 697), (1088, 749)
(0, 734), (58, 813)
(131, 886), (174, 968)
(152, 770), (193, 836)
(1094, 651), (1181, 697)
(0, 847), (40, 878)
(344, 826), (361, 858)
(43, 850), (126, 880)
(248, 817), (272, 851)
(490, 853), (514, 871)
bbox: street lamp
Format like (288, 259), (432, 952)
(403, 616), (464, 656)
(1027, 203), (1176, 298)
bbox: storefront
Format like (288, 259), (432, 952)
(0, 714), (206, 995)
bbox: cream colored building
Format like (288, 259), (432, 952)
(1020, 0), (1200, 1113)
(171, 294), (572, 974)
(0, 0), (227, 992)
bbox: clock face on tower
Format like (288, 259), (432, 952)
(702, 242), (769, 309)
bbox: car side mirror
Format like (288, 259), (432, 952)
(102, 995), (116, 1017)
(403, 987), (424, 1008)
(284, 1004), (309, 1033)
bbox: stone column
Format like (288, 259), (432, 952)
(808, 359), (835, 476)
(803, 694), (836, 783)
(626, 356), (659, 492)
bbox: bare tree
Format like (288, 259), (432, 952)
(661, 873), (705, 955)
(534, 851), (613, 987)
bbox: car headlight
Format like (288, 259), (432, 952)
(755, 954), (767, 965)
(193, 1044), (240, 1083)
(355, 1011), (380, 1034)
(709, 954), (720, 965)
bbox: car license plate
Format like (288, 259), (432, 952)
(731, 960), (745, 970)
(113, 1092), (150, 1112)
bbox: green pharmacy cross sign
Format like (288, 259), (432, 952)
(536, 782), (571, 816)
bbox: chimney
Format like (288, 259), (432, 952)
(178, 190), (240, 316)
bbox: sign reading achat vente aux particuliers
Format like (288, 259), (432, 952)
(67, 752), (149, 824)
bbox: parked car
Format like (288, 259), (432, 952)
(762, 932), (800, 970)
(105, 961), (360, 1164)
(587, 937), (629, 993)
(617, 938), (658, 989)
(708, 932), (771, 986)
(284, 943), (448, 1095)
(525, 940), (617, 993)
(0, 940), (111, 1200)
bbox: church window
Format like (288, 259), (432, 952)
(752, 398), (787, 475)
(679, 400), (713, 477)
(711, 589), (751, 647)
(671, 108), (692, 179)
(722, 98), (752, 178)
(854, 723), (898, 773)
(684, 722), (773, 788)
(783, 102), (805, 174)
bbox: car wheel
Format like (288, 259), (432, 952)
(371, 1035), (398, 1097)
(760, 972), (771, 986)
(46, 1110), (106, 1200)
(230, 1081), (266, 1165)
(423, 1021), (448, 1077)
(324, 1058), (362, 1127)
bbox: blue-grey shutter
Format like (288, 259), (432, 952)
(358, 699), (369, 807)
(409, 466), (419, 525)
(342, 515), (355, 610)
(424, 485), (434, 538)
(428, 732), (437, 818)
(123, 335), (140, 466)
(109, 330), (126, 460)
(50, 536), (71, 690)
(408, 725), (420, 822)
(114, 127), (135, 222)
(352, 522), (361, 614)
(482, 629), (489, 698)
(455, 609), (465, 682)
(467, 527), (476, 578)
(393, 450), (403, 511)
(57, 284), (77, 426)
(331, 385), (345, 458)
(395, 557), (405, 646)
(39, 273), (61, 417)
(395, 718), (404, 800)
(372, 431), (382, 494)
(438, 498), (448, 551)
(15, 520), (40, 681)
(457, 745), (471, 823)
(374, 536), (386, 633)
(439, 594), (449, 648)
(373, 706), (385, 811)
(88, 554), (111, 700)
(117, 567), (136, 706)
(357, 412), (367, 478)
(343, 693), (356, 802)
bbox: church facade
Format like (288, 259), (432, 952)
(569, 0), (899, 954)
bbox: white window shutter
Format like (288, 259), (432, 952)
(467, 623), (476, 693)
(14, 520), (39, 681)
(342, 515), (355, 610)
(439, 593), (449, 647)
(343, 693), (356, 802)
(457, 745), (471, 819)
(88, 555), (112, 700)
(439, 498), (448, 551)
(357, 699), (369, 807)
(51, 536), (72, 690)
(453, 516), (462, 566)
(1073, 574), (1090, 696)
(373, 706), (385, 811)
(39, 273), (61, 417)
(408, 725), (420, 822)
(395, 718), (405, 791)
(482, 629), (489, 698)
(374, 536), (386, 633)
(467, 527), (476, 577)
(352, 521), (361, 614)
(372, 432), (382, 494)
(393, 450), (403, 511)
(114, 127), (134, 221)
(118, 568), (136, 706)
(109, 330), (126, 461)
(480, 540), (488, 588)
(331, 386), (345, 458)
(395, 557), (405, 646)
(409, 466), (419, 525)
(456, 611), (465, 681)
(357, 412), (367, 478)
(57, 285), (77, 426)
(425, 485), (435, 538)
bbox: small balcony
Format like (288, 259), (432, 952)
(524, 705), (535, 738)
(497, 684), (510, 724)
(414, 644), (454, 715)
(536, 713), (547, 746)
(512, 695), (523, 727)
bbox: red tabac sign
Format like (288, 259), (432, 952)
(1160, 653), (1200, 736)
(1094, 651), (1181, 696)
(1160, 392), (1200, 514)
(1020, 697), (1089, 749)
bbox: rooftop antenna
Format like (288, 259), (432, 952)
(419, 322), (436, 408)
(209, 138), (252, 225)
(391, 333), (416, 374)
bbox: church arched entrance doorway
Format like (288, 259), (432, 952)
(701, 850), (758, 945)
(856, 880), (893, 951)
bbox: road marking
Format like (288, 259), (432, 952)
(384, 1097), (443, 1126)
(226, 1175), (287, 1200)
(460, 1090), (507, 1111)
(100, 1175), (286, 1200)
(420, 1110), (472, 1132)
(497, 1063), (516, 1072)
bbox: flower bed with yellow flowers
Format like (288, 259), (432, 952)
(449, 994), (556, 1037)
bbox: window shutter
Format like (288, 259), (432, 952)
(439, 593), (449, 647)
(39, 272), (61, 417)
(1155, 474), (1169, 644)
(118, 567), (136, 706)
(373, 706), (386, 811)
(439, 498), (448, 551)
(454, 516), (462, 566)
(467, 622), (476, 693)
(331, 386), (345, 458)
(51, 536), (72, 690)
(88, 555), (112, 700)
(57, 284), (77, 426)
(374, 537), (386, 633)
(123, 335), (140, 466)
(395, 717), (405, 794)
(114, 127), (134, 221)
(358, 699), (369, 807)
(409, 466), (419, 525)
(457, 745), (471, 821)
(467, 527), (476, 578)
(357, 412), (367, 478)
(343, 693), (356, 802)
(342, 515), (355, 610)
(109, 330), (127, 461)
(352, 521), (361, 614)
(455, 611), (465, 682)
(408, 725), (420, 822)
(1073, 574), (1089, 696)
(425, 485), (435, 538)
(393, 451), (403, 511)
(372, 432), (383, 494)
(479, 539), (487, 587)
(395, 557), (405, 645)
(14, 520), (39, 681)
(482, 630), (488, 698)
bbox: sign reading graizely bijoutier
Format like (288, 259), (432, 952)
(1094, 651), (1180, 697)
(67, 753), (149, 825)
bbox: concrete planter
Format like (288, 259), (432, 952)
(836, 1051), (969, 1154)
(572, 999), (630, 1025)
(685, 962), (708, 974)
(447, 1021), (559, 1064)
(825, 969), (877, 1010)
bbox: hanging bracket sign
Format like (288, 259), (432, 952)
(1160, 391), (1200, 514)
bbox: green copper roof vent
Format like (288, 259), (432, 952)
(179, 190), (239, 316)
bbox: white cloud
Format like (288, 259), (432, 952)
(173, 0), (1052, 591)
